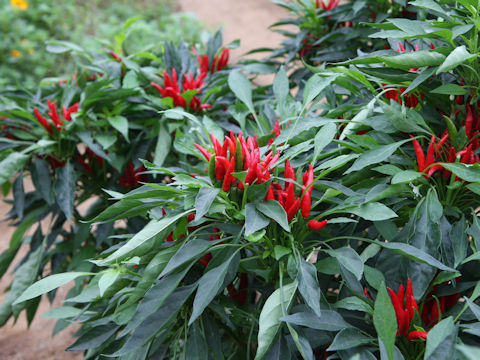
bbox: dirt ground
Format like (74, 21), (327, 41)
(0, 0), (288, 359)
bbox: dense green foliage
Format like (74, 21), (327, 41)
(2, 0), (480, 359)
(1, 0), (203, 88)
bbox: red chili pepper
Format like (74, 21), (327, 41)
(437, 131), (449, 151)
(109, 50), (122, 62)
(427, 164), (444, 177)
(466, 104), (474, 138)
(284, 160), (295, 183)
(426, 135), (436, 167)
(301, 164), (314, 218)
(286, 198), (300, 221)
(244, 164), (257, 185)
(363, 287), (373, 300)
(222, 156), (236, 192)
(194, 143), (212, 161)
(307, 219), (327, 231)
(265, 186), (275, 201)
(387, 279), (419, 337)
(34, 108), (52, 133)
(388, 286), (408, 336)
(407, 331), (427, 341)
(411, 136), (425, 172)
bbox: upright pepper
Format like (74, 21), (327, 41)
(387, 279), (421, 338)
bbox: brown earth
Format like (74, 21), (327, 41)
(0, 0), (287, 359)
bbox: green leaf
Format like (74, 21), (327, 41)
(32, 158), (52, 204)
(255, 281), (297, 360)
(373, 283), (397, 360)
(456, 344), (480, 359)
(189, 252), (239, 325)
(402, 66), (436, 95)
(0, 152), (29, 187)
(256, 201), (290, 232)
(410, 0), (449, 17)
(437, 46), (477, 74)
(107, 115), (129, 141)
(164, 109), (201, 126)
(273, 245), (291, 260)
(273, 66), (289, 105)
(125, 268), (189, 332)
(245, 203), (270, 236)
(45, 40), (84, 53)
(313, 122), (336, 161)
(54, 161), (77, 220)
(42, 306), (83, 319)
(228, 70), (254, 113)
(98, 269), (120, 297)
(103, 211), (191, 264)
(303, 74), (338, 106)
(0, 243), (43, 325)
(297, 259), (321, 317)
(380, 51), (445, 70)
(185, 321), (209, 360)
(194, 187), (220, 221)
(160, 238), (221, 277)
(425, 317), (457, 359)
(441, 163), (480, 182)
(9, 206), (47, 250)
(430, 84), (469, 95)
(67, 324), (119, 351)
(335, 297), (373, 313)
(391, 170), (423, 184)
(327, 328), (373, 351)
(13, 272), (90, 305)
(345, 138), (412, 174)
(348, 202), (398, 221)
(327, 247), (364, 281)
(377, 241), (456, 272)
(113, 285), (196, 355)
(285, 324), (313, 360)
(465, 297), (480, 321)
(154, 123), (171, 166)
(280, 310), (351, 331)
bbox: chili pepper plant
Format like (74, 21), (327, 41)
(0, 28), (234, 328)
(4, 0), (480, 359)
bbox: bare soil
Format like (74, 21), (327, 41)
(0, 0), (287, 358)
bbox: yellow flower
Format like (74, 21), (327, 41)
(10, 0), (28, 10)
(10, 50), (22, 58)
(28, 48), (35, 55)
(21, 38), (28, 44)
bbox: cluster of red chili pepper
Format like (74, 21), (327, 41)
(410, 134), (449, 179)
(315, 0), (339, 11)
(195, 132), (327, 229)
(33, 100), (79, 134)
(197, 48), (230, 76)
(195, 132), (278, 192)
(268, 120), (282, 145)
(150, 69), (211, 112)
(411, 100), (480, 180)
(265, 160), (315, 221)
(119, 162), (147, 188)
(367, 277), (461, 342)
(387, 279), (427, 340)
(77, 148), (105, 175)
(421, 278), (460, 328)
